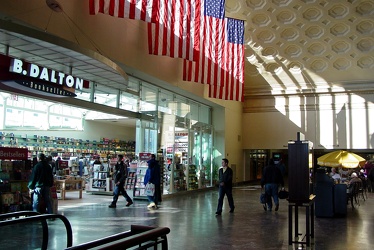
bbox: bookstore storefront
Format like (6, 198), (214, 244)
(0, 22), (215, 199)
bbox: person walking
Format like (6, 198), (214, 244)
(144, 154), (161, 209)
(261, 158), (284, 211)
(215, 158), (235, 215)
(109, 155), (133, 208)
(28, 153), (54, 214)
(368, 167), (374, 193)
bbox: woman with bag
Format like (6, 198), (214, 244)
(144, 154), (161, 209)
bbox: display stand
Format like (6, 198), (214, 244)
(87, 163), (112, 195)
(55, 179), (84, 200)
(0, 147), (31, 213)
(187, 165), (198, 190)
(125, 170), (136, 191)
(288, 195), (315, 247)
(133, 162), (148, 200)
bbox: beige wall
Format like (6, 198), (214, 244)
(243, 93), (374, 150)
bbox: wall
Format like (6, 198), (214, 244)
(2, 120), (135, 142)
(211, 100), (244, 183)
(243, 92), (374, 150)
(83, 121), (135, 141)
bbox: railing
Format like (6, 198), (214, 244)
(1, 212), (170, 250)
(0, 211), (73, 249)
(65, 225), (171, 250)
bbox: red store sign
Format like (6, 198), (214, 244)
(139, 153), (152, 161)
(0, 147), (28, 160)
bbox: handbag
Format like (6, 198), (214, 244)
(278, 189), (289, 199)
(260, 193), (268, 204)
(144, 183), (155, 196)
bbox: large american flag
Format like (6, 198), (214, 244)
(89, 0), (245, 101)
(90, 0), (205, 61)
(184, 17), (245, 101)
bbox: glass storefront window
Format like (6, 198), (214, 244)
(118, 78), (140, 112)
(140, 84), (157, 114)
(175, 96), (190, 119)
(5, 108), (47, 129)
(0, 73), (214, 195)
(158, 90), (174, 115)
(135, 119), (158, 155)
(120, 91), (138, 112)
(187, 123), (213, 188)
(199, 104), (211, 125)
(74, 86), (91, 102)
(201, 125), (213, 187)
(5, 108), (23, 127)
(94, 83), (118, 108)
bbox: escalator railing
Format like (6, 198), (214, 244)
(0, 212), (73, 249)
(65, 224), (170, 250)
(1, 211), (170, 250)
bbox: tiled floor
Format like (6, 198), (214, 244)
(1, 185), (374, 249)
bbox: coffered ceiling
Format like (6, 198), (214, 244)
(0, 0), (373, 102)
(225, 0), (373, 98)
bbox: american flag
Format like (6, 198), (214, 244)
(89, 0), (207, 61)
(147, 0), (225, 62)
(89, 0), (158, 23)
(89, 0), (245, 101)
(184, 17), (245, 101)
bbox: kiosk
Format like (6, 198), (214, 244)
(288, 133), (315, 248)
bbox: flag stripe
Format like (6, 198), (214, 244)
(148, 0), (203, 62)
(89, 0), (155, 22)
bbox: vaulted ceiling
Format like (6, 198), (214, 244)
(0, 0), (373, 103)
(225, 0), (373, 98)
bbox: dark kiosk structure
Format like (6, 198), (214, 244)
(288, 132), (315, 248)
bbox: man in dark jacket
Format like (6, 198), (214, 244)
(215, 158), (235, 215)
(109, 155), (133, 208)
(28, 153), (54, 213)
(261, 158), (284, 211)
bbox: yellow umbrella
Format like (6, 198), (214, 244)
(317, 150), (366, 168)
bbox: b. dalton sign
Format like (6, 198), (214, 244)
(0, 54), (89, 97)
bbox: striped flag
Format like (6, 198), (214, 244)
(184, 17), (245, 101)
(89, 0), (158, 23)
(89, 0), (244, 101)
(147, 0), (225, 62)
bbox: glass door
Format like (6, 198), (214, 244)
(191, 123), (213, 188)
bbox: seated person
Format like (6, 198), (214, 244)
(330, 168), (341, 181)
(347, 172), (362, 193)
(339, 167), (349, 179)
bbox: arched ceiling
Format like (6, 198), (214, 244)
(0, 0), (372, 102)
(225, 0), (373, 98)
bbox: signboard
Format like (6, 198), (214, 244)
(0, 147), (28, 160)
(139, 153), (152, 161)
(0, 54), (89, 97)
(59, 160), (69, 169)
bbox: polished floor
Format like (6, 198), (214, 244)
(1, 184), (374, 250)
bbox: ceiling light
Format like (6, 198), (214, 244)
(46, 0), (63, 12)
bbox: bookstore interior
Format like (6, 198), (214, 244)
(0, 85), (214, 213)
